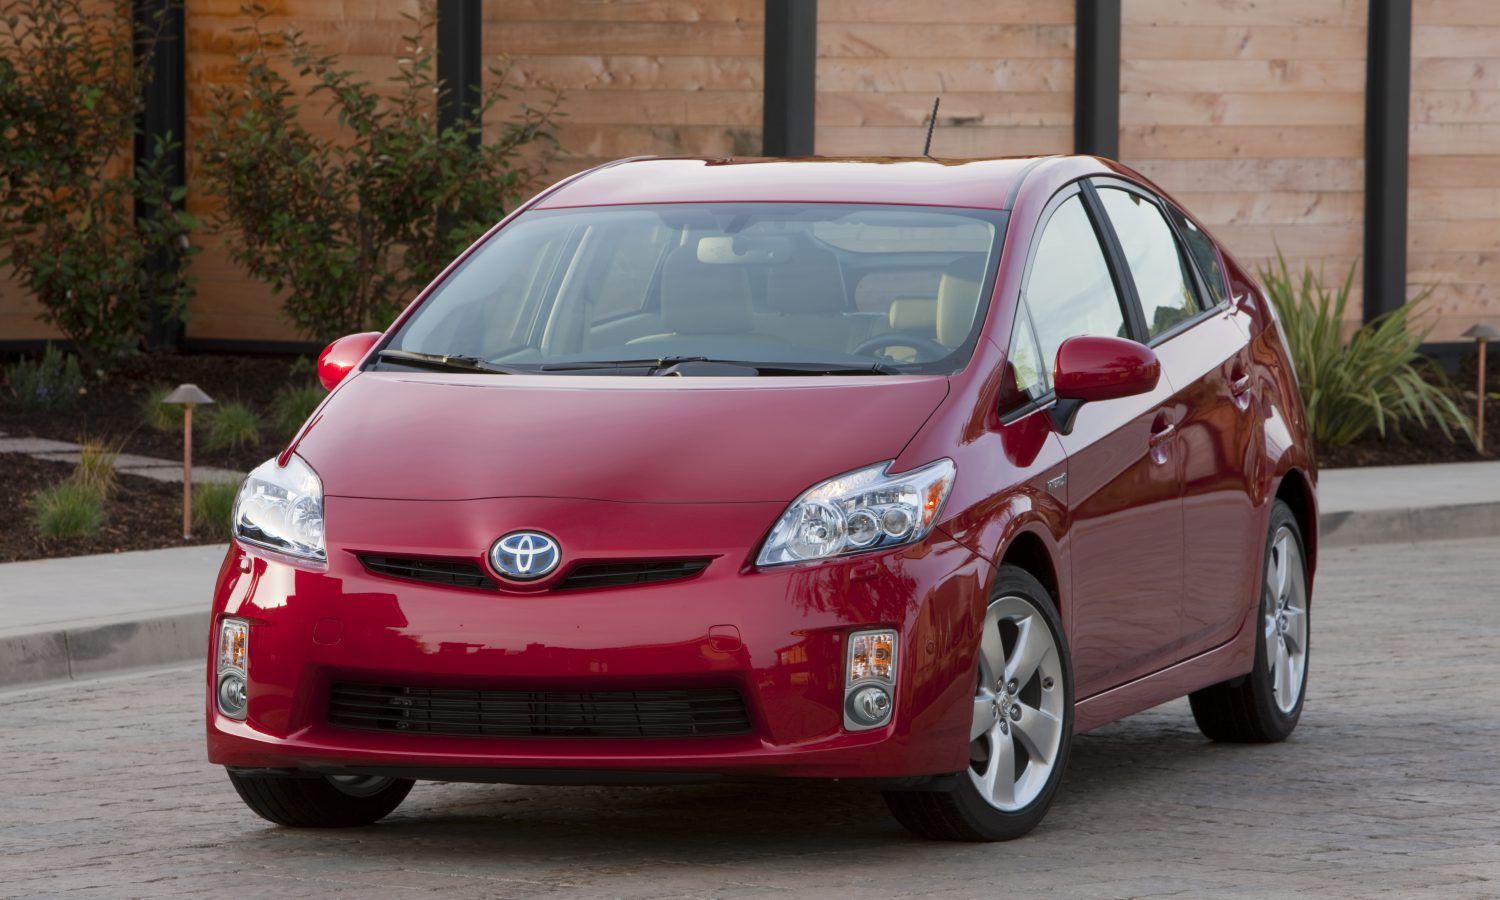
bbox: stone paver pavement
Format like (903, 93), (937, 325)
(2, 538), (1499, 897)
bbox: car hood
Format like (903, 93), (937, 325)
(297, 372), (950, 503)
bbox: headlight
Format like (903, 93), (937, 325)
(757, 459), (956, 566)
(232, 454), (326, 562)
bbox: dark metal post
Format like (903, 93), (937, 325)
(133, 0), (186, 350)
(1074, 0), (1121, 158)
(1364, 0), (1412, 321)
(438, 0), (483, 146)
(762, 0), (817, 156)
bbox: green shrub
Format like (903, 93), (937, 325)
(0, 0), (197, 365)
(73, 438), (121, 496)
(1260, 253), (1474, 447)
(203, 401), (263, 451)
(192, 481), (238, 540)
(4, 345), (84, 408)
(31, 481), (104, 541)
(198, 4), (560, 341)
(272, 383), (325, 436)
(140, 385), (180, 432)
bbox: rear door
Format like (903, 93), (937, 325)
(1091, 180), (1259, 657)
(1016, 185), (1185, 698)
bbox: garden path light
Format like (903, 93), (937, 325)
(162, 384), (214, 539)
(1463, 323), (1499, 454)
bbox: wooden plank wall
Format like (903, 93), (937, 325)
(814, 0), (1074, 158)
(1119, 0), (1368, 327)
(1409, 0), (1500, 341)
(481, 0), (764, 181)
(181, 0), (425, 342)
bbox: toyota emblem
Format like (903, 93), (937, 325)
(489, 531), (561, 581)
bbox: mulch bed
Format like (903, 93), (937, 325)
(0, 454), (224, 563)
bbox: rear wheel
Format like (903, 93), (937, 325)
(1189, 499), (1309, 742)
(227, 771), (414, 827)
(884, 566), (1073, 841)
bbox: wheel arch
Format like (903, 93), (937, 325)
(997, 528), (1061, 621)
(1273, 467), (1317, 591)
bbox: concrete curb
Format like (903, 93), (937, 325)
(1, 502), (1495, 689)
(0, 611), (207, 688)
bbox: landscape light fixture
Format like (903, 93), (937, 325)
(1462, 323), (1499, 454)
(162, 383), (215, 539)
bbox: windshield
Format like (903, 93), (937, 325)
(385, 203), (1007, 375)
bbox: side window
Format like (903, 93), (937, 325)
(1025, 194), (1128, 385)
(1000, 304), (1048, 414)
(1168, 206), (1228, 307)
(1096, 187), (1202, 339)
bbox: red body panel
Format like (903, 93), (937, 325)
(209, 154), (1316, 783)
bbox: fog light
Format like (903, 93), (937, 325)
(844, 628), (897, 731)
(216, 618), (248, 720)
(217, 673), (247, 718)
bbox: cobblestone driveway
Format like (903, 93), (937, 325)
(3, 538), (1499, 898)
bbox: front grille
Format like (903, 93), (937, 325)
(328, 683), (752, 738)
(359, 555), (495, 589)
(555, 559), (711, 590)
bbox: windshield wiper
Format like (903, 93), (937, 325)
(722, 360), (902, 376)
(376, 349), (530, 375)
(537, 356), (710, 372)
(539, 356), (900, 376)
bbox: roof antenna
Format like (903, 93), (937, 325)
(923, 97), (941, 158)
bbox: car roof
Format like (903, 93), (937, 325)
(533, 156), (1077, 212)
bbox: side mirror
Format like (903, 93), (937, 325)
(317, 332), (383, 391)
(1049, 335), (1161, 435)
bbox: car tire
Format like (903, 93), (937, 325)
(227, 771), (414, 828)
(1189, 499), (1309, 743)
(884, 565), (1073, 842)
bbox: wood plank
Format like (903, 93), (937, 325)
(817, 58), (1073, 93)
(1410, 122), (1500, 155)
(482, 0), (763, 23)
(818, 0), (1073, 24)
(1407, 252), (1500, 283)
(817, 23), (1073, 60)
(1126, 158), (1365, 192)
(1409, 187), (1500, 221)
(1413, 0), (1500, 27)
(492, 55), (763, 91)
(818, 91), (1071, 128)
(1120, 91), (1363, 126)
(1121, 124), (1362, 159)
(815, 125), (1072, 157)
(1123, 60), (1365, 93)
(482, 21), (760, 57)
(1122, 25), (1366, 60)
(187, 0), (421, 19)
(1410, 155), (1500, 187)
(1122, 0), (1367, 28)
(1412, 26), (1500, 59)
(1209, 223), (1362, 258)
(558, 89), (761, 126)
(1410, 90), (1500, 124)
(1412, 58), (1500, 91)
(534, 122), (764, 158)
(1409, 219), (1500, 253)
(1172, 190), (1363, 225)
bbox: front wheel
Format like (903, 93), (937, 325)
(1188, 499), (1309, 742)
(227, 771), (414, 827)
(884, 565), (1073, 841)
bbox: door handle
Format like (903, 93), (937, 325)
(1148, 422), (1176, 448)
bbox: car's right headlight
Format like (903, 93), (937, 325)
(232, 454), (326, 563)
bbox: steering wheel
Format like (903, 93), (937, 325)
(853, 332), (951, 359)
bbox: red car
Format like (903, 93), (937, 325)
(209, 155), (1315, 841)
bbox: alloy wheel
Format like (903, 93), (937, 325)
(969, 595), (1066, 812)
(1264, 525), (1308, 714)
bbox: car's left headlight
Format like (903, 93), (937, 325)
(233, 454), (326, 563)
(757, 459), (956, 567)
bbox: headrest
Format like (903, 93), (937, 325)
(764, 247), (847, 314)
(888, 297), (938, 335)
(659, 244), (753, 334)
(936, 258), (987, 347)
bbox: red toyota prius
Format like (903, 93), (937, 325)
(208, 155), (1315, 841)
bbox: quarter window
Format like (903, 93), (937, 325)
(1023, 194), (1129, 385)
(1169, 207), (1228, 307)
(1097, 187), (1202, 339)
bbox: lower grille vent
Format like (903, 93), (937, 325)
(328, 683), (751, 738)
(555, 559), (711, 590)
(359, 555), (495, 589)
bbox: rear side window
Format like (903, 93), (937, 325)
(1096, 187), (1202, 340)
(1023, 194), (1128, 385)
(1168, 207), (1228, 307)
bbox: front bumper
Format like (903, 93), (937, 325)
(206, 496), (989, 781)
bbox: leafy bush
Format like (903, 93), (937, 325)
(198, 4), (561, 341)
(31, 481), (105, 541)
(73, 438), (121, 496)
(140, 385), (180, 432)
(3, 344), (84, 408)
(203, 401), (263, 451)
(0, 0), (197, 365)
(1260, 254), (1473, 447)
(192, 481), (238, 540)
(272, 383), (325, 436)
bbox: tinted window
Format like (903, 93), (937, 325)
(1097, 187), (1201, 339)
(1169, 206), (1228, 307)
(1024, 194), (1128, 384)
